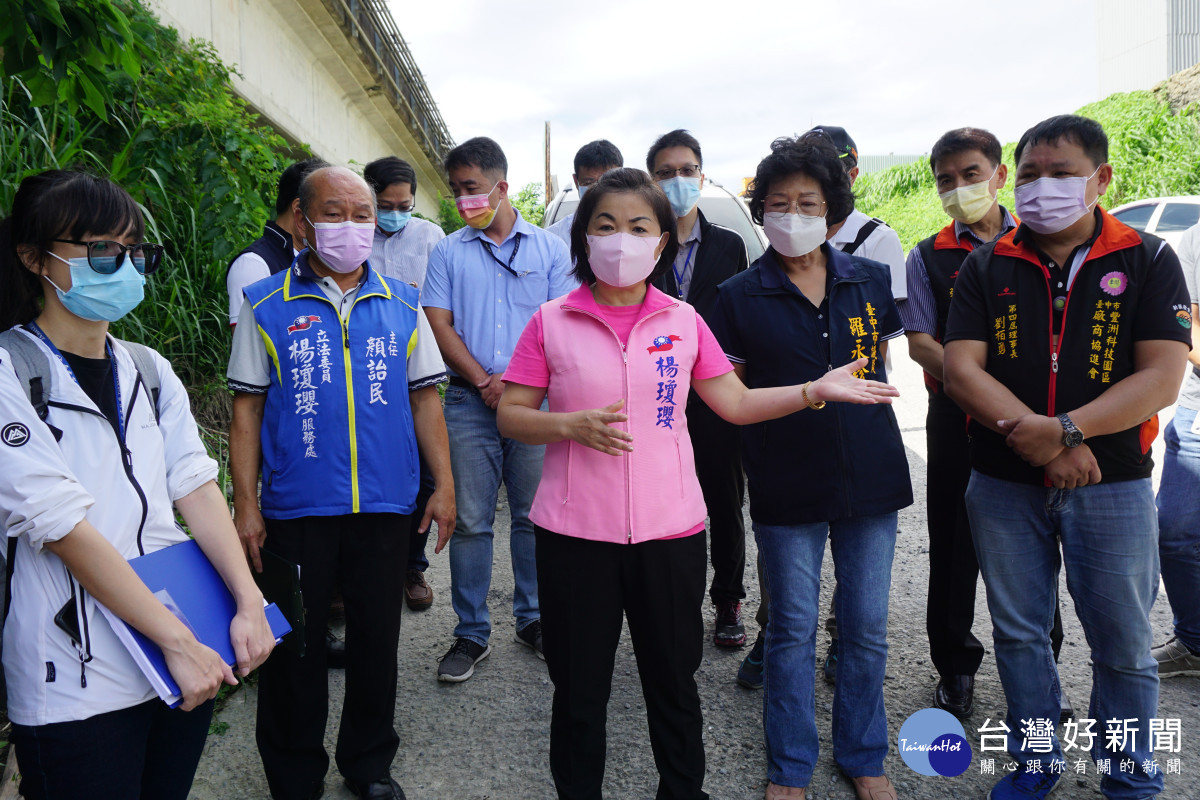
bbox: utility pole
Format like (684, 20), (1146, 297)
(544, 121), (552, 205)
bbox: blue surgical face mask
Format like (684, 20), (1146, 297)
(377, 209), (412, 233)
(45, 252), (146, 322)
(577, 184), (589, 200)
(659, 176), (701, 217)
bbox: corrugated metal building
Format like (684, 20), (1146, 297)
(857, 154), (925, 176)
(1097, 0), (1200, 95)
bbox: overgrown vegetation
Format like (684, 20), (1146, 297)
(2, 0), (297, 462)
(856, 91), (1200, 250)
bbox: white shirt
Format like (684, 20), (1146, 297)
(830, 209), (907, 300)
(227, 249), (299, 324)
(547, 212), (574, 246)
(370, 216), (445, 290)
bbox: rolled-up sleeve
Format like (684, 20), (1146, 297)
(0, 353), (92, 552)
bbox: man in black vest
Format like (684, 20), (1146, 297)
(900, 128), (1016, 718)
(226, 157), (328, 325)
(647, 129), (750, 647)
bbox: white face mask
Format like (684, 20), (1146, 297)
(938, 166), (998, 225)
(763, 212), (827, 257)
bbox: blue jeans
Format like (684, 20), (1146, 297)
(754, 513), (896, 787)
(443, 384), (542, 645)
(1157, 406), (1200, 651)
(965, 470), (1161, 800)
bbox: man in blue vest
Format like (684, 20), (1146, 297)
(228, 165), (455, 800)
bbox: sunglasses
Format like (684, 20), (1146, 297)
(53, 239), (164, 275)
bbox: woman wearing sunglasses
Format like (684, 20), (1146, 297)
(0, 170), (275, 800)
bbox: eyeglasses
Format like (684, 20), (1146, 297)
(654, 164), (701, 181)
(53, 239), (164, 275)
(763, 197), (827, 216)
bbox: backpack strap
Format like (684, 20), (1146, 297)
(117, 340), (161, 423)
(842, 217), (885, 256)
(0, 328), (54, 422)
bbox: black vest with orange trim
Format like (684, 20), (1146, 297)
(915, 224), (975, 395)
(943, 209), (1191, 486)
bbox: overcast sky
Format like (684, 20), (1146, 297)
(387, 0), (1101, 192)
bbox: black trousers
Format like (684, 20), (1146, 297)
(257, 513), (409, 800)
(689, 401), (747, 605)
(11, 698), (213, 800)
(925, 390), (987, 677)
(536, 527), (709, 800)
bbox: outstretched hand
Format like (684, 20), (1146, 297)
(809, 358), (900, 405)
(565, 399), (633, 456)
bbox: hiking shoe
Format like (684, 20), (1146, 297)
(403, 569), (433, 611)
(436, 638), (491, 682)
(515, 620), (545, 660)
(1153, 636), (1200, 677)
(823, 637), (838, 684)
(987, 769), (1060, 799)
(714, 600), (747, 648)
(737, 634), (765, 689)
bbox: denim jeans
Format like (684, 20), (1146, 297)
(753, 513), (897, 787)
(1156, 406), (1200, 651)
(966, 470), (1161, 800)
(443, 384), (542, 645)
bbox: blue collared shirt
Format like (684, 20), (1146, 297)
(423, 209), (576, 375)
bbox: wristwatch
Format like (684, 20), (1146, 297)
(1058, 413), (1084, 448)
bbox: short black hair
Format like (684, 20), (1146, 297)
(1016, 115), (1108, 169)
(930, 127), (1003, 174)
(276, 157), (328, 216)
(574, 140), (623, 175)
(444, 136), (508, 180)
(364, 156), (417, 196)
(645, 129), (702, 172)
(746, 135), (856, 228)
(1, 170), (145, 329)
(569, 167), (679, 287)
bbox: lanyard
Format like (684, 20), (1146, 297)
(672, 241), (698, 298)
(25, 322), (125, 441)
(480, 233), (525, 278)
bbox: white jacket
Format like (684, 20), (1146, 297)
(0, 329), (218, 725)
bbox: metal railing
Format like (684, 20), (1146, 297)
(326, 0), (455, 170)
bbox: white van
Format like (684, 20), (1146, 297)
(543, 179), (768, 263)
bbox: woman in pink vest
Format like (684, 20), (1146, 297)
(497, 168), (896, 800)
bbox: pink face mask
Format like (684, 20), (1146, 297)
(586, 233), (664, 287)
(304, 216), (375, 273)
(1013, 167), (1101, 234)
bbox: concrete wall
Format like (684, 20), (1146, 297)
(148, 0), (450, 213)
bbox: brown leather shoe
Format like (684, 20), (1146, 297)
(765, 782), (806, 799)
(850, 774), (896, 800)
(404, 569), (433, 610)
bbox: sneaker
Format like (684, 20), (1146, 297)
(437, 637), (491, 682)
(403, 569), (433, 611)
(823, 637), (838, 684)
(1153, 636), (1200, 677)
(987, 769), (1060, 799)
(515, 620), (545, 660)
(737, 634), (765, 689)
(714, 600), (747, 648)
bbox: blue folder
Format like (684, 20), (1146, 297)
(97, 539), (291, 707)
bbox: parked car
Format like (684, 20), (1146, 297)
(544, 178), (767, 263)
(1109, 196), (1200, 249)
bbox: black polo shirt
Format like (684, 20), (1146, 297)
(710, 244), (912, 525)
(944, 208), (1192, 485)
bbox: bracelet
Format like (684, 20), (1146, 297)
(802, 381), (826, 410)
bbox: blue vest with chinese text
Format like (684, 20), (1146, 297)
(243, 263), (421, 519)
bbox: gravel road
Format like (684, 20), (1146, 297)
(189, 338), (1199, 799)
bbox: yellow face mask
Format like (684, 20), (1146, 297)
(456, 183), (500, 229)
(938, 166), (998, 225)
